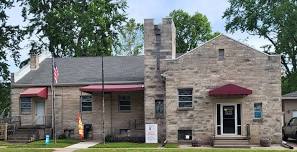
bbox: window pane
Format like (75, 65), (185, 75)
(119, 95), (131, 112)
(82, 107), (92, 112)
(20, 97), (31, 113)
(178, 96), (192, 101)
(254, 103), (262, 119)
(82, 102), (92, 106)
(120, 106), (131, 111)
(178, 89), (192, 95)
(178, 130), (192, 140)
(179, 102), (192, 107)
(120, 101), (131, 106)
(219, 49), (224, 60)
(81, 95), (92, 112)
(155, 100), (164, 118)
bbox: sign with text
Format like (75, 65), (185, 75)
(145, 124), (158, 143)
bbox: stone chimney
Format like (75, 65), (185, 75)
(144, 17), (176, 141)
(30, 53), (39, 70)
(161, 18), (176, 59)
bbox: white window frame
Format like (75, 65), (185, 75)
(118, 95), (131, 112)
(178, 88), (193, 108)
(20, 97), (32, 114)
(254, 102), (262, 119)
(81, 95), (92, 112)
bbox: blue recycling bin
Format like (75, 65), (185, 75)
(45, 135), (50, 145)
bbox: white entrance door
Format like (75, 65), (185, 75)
(221, 105), (237, 135)
(35, 101), (45, 125)
(216, 104), (240, 136)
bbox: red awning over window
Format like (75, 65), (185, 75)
(20, 87), (48, 99)
(209, 84), (252, 97)
(80, 84), (144, 93)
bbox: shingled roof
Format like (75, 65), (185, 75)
(15, 56), (144, 86)
(283, 91), (297, 99)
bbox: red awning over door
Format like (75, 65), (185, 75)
(20, 87), (48, 99)
(208, 84), (252, 97)
(80, 84), (144, 93)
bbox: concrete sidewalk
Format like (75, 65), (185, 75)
(54, 141), (99, 152)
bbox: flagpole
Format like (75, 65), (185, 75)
(51, 53), (56, 144)
(102, 55), (105, 144)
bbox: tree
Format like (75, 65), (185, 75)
(0, 0), (22, 116)
(223, 0), (297, 94)
(113, 18), (143, 56)
(20, 0), (127, 57)
(169, 10), (219, 53)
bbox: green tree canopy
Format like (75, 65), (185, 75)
(113, 18), (143, 56)
(20, 0), (127, 57)
(0, 0), (21, 116)
(169, 9), (219, 53)
(223, 0), (297, 94)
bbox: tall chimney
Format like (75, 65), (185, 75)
(30, 53), (39, 70)
(161, 18), (176, 59)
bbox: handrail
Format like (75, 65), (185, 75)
(246, 124), (251, 141)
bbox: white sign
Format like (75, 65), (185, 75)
(145, 124), (158, 143)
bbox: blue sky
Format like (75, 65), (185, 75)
(6, 0), (270, 73)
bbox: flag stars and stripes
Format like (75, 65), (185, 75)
(53, 63), (59, 84)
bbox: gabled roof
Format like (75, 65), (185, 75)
(283, 91), (297, 99)
(14, 56), (144, 86)
(174, 34), (279, 60)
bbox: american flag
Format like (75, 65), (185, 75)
(53, 63), (59, 84)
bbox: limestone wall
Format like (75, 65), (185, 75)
(163, 35), (282, 144)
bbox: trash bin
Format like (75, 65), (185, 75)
(84, 124), (92, 140)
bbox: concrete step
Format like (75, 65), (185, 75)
(214, 144), (251, 148)
(215, 136), (248, 140)
(214, 140), (249, 145)
(7, 136), (31, 140)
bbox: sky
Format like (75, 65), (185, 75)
(6, 0), (271, 73)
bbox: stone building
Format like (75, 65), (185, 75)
(10, 17), (282, 146)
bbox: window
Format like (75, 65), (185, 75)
(254, 103), (262, 119)
(155, 100), (164, 118)
(218, 49), (224, 60)
(178, 88), (193, 108)
(20, 97), (32, 113)
(178, 130), (192, 140)
(81, 95), (92, 112)
(119, 95), (131, 112)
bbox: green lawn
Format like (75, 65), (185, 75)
(76, 149), (295, 152)
(91, 142), (160, 148)
(0, 139), (79, 148)
(0, 148), (52, 152)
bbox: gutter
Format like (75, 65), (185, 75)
(282, 97), (297, 100)
(12, 81), (144, 88)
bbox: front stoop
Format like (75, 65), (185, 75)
(213, 136), (250, 148)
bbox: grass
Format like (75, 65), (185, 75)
(0, 139), (79, 148)
(91, 142), (160, 148)
(164, 143), (178, 148)
(0, 149), (52, 152)
(76, 149), (296, 152)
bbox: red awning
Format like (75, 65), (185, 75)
(80, 84), (144, 93)
(209, 84), (252, 97)
(20, 87), (48, 99)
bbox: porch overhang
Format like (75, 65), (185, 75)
(209, 84), (252, 97)
(79, 84), (144, 93)
(20, 87), (48, 99)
